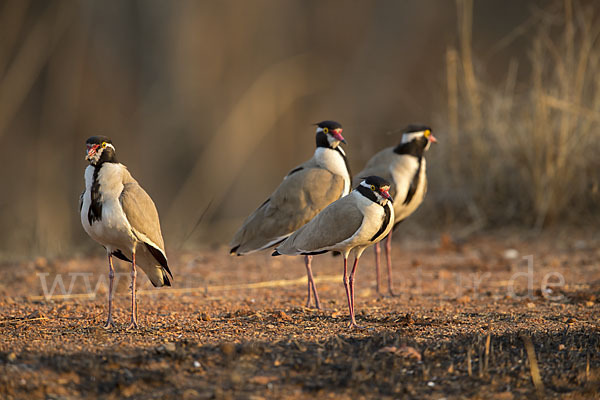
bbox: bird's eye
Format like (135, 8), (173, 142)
(370, 185), (376, 191)
(102, 142), (107, 148)
(322, 127), (329, 134)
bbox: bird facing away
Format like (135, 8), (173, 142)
(79, 136), (172, 329)
(354, 125), (436, 295)
(230, 121), (351, 309)
(273, 176), (395, 328)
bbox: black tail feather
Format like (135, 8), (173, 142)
(145, 243), (173, 280)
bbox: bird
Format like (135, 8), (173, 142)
(79, 136), (173, 329)
(273, 176), (394, 328)
(354, 125), (436, 295)
(230, 121), (351, 309)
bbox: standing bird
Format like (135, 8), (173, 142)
(273, 176), (394, 328)
(79, 136), (172, 329)
(354, 125), (436, 295)
(230, 121), (351, 309)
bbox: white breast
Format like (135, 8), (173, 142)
(80, 163), (136, 253)
(389, 156), (427, 221)
(314, 147), (351, 196)
(338, 191), (391, 249)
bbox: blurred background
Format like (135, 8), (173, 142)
(0, 0), (599, 258)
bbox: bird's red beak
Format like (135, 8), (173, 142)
(85, 144), (100, 160)
(332, 128), (346, 144)
(380, 187), (393, 203)
(428, 134), (438, 143)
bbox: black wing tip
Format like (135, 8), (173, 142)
(112, 250), (132, 263)
(230, 245), (240, 256)
(148, 269), (172, 288)
(272, 250), (281, 256)
(162, 270), (172, 286)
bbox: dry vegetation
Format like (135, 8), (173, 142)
(433, 0), (600, 229)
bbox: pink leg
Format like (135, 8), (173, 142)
(342, 257), (353, 326)
(304, 256), (312, 307)
(385, 231), (398, 296)
(103, 254), (115, 329)
(304, 255), (322, 309)
(126, 252), (139, 330)
(374, 242), (382, 294)
(348, 256), (363, 328)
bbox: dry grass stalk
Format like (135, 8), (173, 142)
(522, 335), (545, 398)
(438, 0), (600, 227)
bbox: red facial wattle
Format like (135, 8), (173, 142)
(86, 144), (100, 160)
(380, 188), (393, 202)
(332, 128), (346, 144)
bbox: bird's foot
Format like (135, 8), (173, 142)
(126, 320), (139, 330)
(347, 320), (366, 330)
(314, 299), (322, 311)
(103, 318), (114, 330)
(303, 304), (323, 311)
(388, 288), (401, 297)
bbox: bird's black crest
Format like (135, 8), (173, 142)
(314, 120), (342, 130)
(363, 176), (391, 188)
(403, 124), (431, 134)
(86, 135), (113, 145)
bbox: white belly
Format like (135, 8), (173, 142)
(81, 198), (135, 253)
(80, 164), (136, 253)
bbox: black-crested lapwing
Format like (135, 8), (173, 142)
(273, 176), (395, 328)
(354, 125), (436, 295)
(79, 136), (173, 329)
(230, 121), (351, 309)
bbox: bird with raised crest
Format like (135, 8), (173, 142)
(230, 121), (351, 309)
(273, 176), (395, 328)
(354, 125), (436, 295)
(79, 136), (173, 329)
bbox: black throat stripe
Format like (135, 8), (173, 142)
(88, 165), (103, 225)
(370, 203), (392, 242)
(403, 157), (422, 205)
(336, 147), (352, 182)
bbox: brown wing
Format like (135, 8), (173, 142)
(230, 167), (345, 254)
(119, 180), (166, 252)
(353, 147), (397, 197)
(275, 194), (364, 254)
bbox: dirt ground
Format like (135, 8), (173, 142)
(0, 230), (599, 399)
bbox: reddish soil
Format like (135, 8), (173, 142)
(1, 231), (599, 399)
